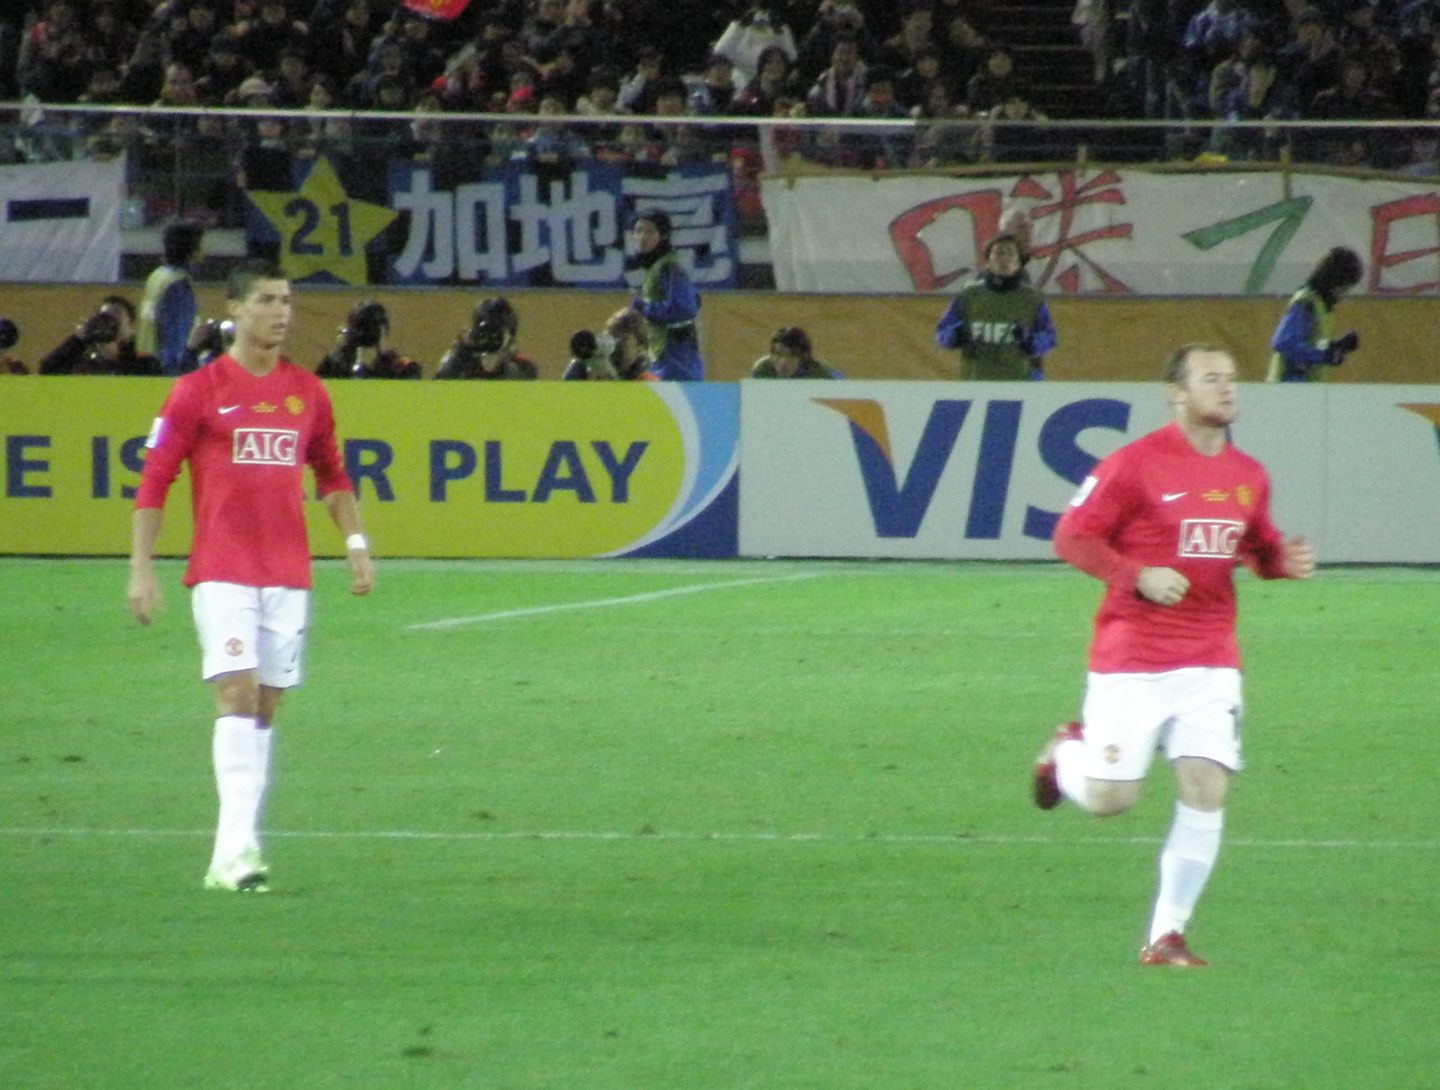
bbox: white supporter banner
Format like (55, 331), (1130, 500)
(761, 170), (1440, 296)
(738, 381), (1440, 563)
(0, 158), (124, 283)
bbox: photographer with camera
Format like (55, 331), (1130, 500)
(138, 221), (206, 377)
(1267, 246), (1363, 383)
(316, 300), (422, 380)
(562, 309), (658, 381)
(629, 210), (704, 382)
(39, 296), (161, 376)
(750, 325), (840, 379)
(434, 297), (539, 380)
(0, 319), (28, 374)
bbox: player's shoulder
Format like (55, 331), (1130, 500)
(276, 358), (331, 397)
(1222, 440), (1270, 480)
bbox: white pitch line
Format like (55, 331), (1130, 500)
(0, 827), (1433, 851)
(405, 572), (825, 631)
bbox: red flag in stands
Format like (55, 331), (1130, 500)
(402, 0), (471, 19)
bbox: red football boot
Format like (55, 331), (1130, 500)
(1139, 931), (1209, 967)
(1032, 721), (1083, 810)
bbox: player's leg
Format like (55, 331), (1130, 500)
(193, 581), (270, 891)
(1035, 672), (1161, 815)
(1140, 668), (1242, 966)
(239, 587), (310, 880)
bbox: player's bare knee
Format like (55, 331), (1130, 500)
(212, 670), (261, 718)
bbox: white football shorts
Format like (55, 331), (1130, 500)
(191, 582), (311, 687)
(1079, 667), (1243, 780)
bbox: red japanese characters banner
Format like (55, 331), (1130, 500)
(761, 170), (1440, 296)
(401, 0), (471, 20)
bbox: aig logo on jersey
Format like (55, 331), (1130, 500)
(233, 427), (300, 465)
(1179, 518), (1244, 559)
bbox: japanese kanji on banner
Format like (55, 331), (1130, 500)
(242, 155), (739, 289)
(761, 170), (1440, 296)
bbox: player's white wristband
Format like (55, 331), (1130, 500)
(346, 533), (369, 552)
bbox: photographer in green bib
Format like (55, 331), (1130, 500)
(1267, 246), (1363, 383)
(935, 233), (1056, 381)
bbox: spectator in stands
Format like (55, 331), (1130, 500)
(1175, 0), (1266, 116)
(965, 45), (1024, 113)
(1267, 245), (1363, 381)
(1211, 48), (1300, 158)
(1208, 26), (1267, 116)
(577, 67), (621, 115)
(734, 45), (800, 115)
(530, 0), (605, 100)
(877, 2), (937, 73)
(1306, 51), (1398, 164)
(523, 90), (592, 162)
(39, 296), (161, 376)
(850, 66), (912, 165)
(197, 31), (253, 105)
(316, 300), (422, 380)
(237, 0), (310, 72)
(629, 210), (704, 381)
(166, 0), (220, 74)
(1281, 9), (1343, 110)
(346, 39), (415, 108)
(896, 47), (952, 111)
(688, 52), (740, 116)
(89, 1), (140, 72)
(750, 326), (840, 378)
(976, 83), (1056, 163)
(713, 3), (799, 90)
(435, 297), (539, 380)
(521, 0), (568, 56)
(795, 0), (874, 83)
(18, 0), (88, 102)
(938, 13), (991, 95)
(309, 0), (380, 91)
(806, 34), (868, 116)
(271, 47), (314, 108)
(138, 221), (205, 377)
(618, 44), (665, 112)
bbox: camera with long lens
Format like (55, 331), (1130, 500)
(466, 297), (516, 354)
(340, 301), (388, 351)
(80, 310), (121, 345)
(194, 318), (236, 358)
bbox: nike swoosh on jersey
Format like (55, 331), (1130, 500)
(1162, 492), (1187, 502)
(218, 405), (241, 414)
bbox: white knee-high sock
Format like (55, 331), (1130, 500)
(1054, 739), (1097, 812)
(211, 715), (264, 867)
(250, 720), (273, 856)
(1148, 802), (1224, 943)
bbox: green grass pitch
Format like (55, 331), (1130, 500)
(1, 557), (1436, 1090)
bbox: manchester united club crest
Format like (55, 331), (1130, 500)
(225, 638), (245, 657)
(1236, 484), (1253, 508)
(286, 395), (304, 415)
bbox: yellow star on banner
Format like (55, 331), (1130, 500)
(246, 156), (397, 285)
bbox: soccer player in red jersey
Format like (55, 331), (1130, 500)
(127, 259), (375, 893)
(1033, 343), (1315, 966)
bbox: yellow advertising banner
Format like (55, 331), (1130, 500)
(0, 378), (739, 558)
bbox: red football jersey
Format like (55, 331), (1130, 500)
(1054, 422), (1287, 672)
(135, 355), (353, 589)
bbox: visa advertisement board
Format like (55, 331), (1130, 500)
(738, 382), (1440, 564)
(0, 379), (737, 559)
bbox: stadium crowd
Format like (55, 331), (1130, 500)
(0, 0), (1436, 173)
